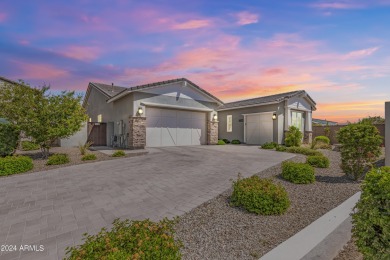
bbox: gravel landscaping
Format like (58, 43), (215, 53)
(175, 149), (361, 259)
(334, 239), (363, 260)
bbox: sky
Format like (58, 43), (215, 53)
(0, 0), (389, 123)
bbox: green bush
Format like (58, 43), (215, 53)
(337, 123), (382, 180)
(285, 126), (303, 147)
(261, 142), (277, 149)
(0, 156), (33, 176)
(312, 136), (331, 149)
(306, 155), (330, 168)
(314, 135), (330, 144)
(222, 138), (230, 144)
(112, 150), (126, 157)
(81, 154), (97, 161)
(0, 122), (19, 157)
(275, 145), (287, 152)
(352, 167), (390, 259)
(231, 139), (241, 144)
(286, 146), (323, 156)
(282, 161), (315, 184)
(217, 139), (226, 145)
(65, 218), (181, 260)
(46, 153), (69, 165)
(21, 141), (40, 151)
(230, 175), (290, 215)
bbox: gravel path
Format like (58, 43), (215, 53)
(175, 149), (361, 259)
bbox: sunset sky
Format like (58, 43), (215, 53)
(1, 0), (389, 122)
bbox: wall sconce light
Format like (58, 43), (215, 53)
(137, 107), (143, 115)
(213, 114), (218, 121)
(272, 113), (277, 120)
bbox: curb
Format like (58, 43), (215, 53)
(260, 192), (361, 260)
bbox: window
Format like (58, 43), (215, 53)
(97, 114), (102, 123)
(291, 111), (303, 131)
(227, 115), (232, 132)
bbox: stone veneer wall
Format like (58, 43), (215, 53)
(303, 131), (313, 144)
(128, 116), (146, 149)
(208, 121), (218, 145)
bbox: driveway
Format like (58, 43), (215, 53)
(0, 145), (294, 260)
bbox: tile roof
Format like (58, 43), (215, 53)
(89, 82), (128, 97)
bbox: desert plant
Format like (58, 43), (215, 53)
(46, 153), (70, 165)
(0, 122), (19, 157)
(230, 175), (290, 215)
(222, 138), (230, 144)
(286, 146), (323, 156)
(337, 123), (382, 180)
(282, 161), (315, 184)
(306, 155), (330, 168)
(324, 125), (331, 139)
(314, 136), (330, 144)
(78, 141), (93, 155)
(21, 141), (40, 151)
(261, 142), (277, 149)
(81, 154), (97, 161)
(275, 145), (287, 152)
(217, 139), (226, 145)
(285, 126), (303, 147)
(65, 218), (182, 260)
(0, 156), (33, 176)
(112, 150), (126, 157)
(231, 139), (241, 144)
(352, 167), (390, 259)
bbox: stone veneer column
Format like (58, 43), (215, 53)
(207, 121), (218, 145)
(128, 116), (146, 149)
(303, 131), (313, 144)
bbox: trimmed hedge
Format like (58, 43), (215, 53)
(230, 175), (290, 215)
(21, 141), (40, 151)
(261, 142), (277, 149)
(217, 139), (226, 145)
(282, 161), (315, 184)
(306, 155), (330, 168)
(81, 154), (97, 161)
(65, 218), (181, 260)
(286, 146), (323, 156)
(314, 136), (330, 144)
(0, 122), (19, 157)
(46, 154), (69, 165)
(112, 150), (126, 157)
(222, 138), (230, 144)
(352, 167), (390, 259)
(0, 156), (33, 176)
(231, 140), (241, 144)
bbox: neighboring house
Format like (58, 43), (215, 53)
(312, 118), (338, 126)
(83, 78), (317, 149)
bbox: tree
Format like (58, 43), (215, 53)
(0, 81), (87, 158)
(359, 116), (385, 125)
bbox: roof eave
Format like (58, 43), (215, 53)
(217, 101), (280, 111)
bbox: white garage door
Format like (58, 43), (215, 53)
(246, 113), (274, 145)
(146, 107), (207, 147)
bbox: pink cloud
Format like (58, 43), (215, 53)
(0, 12), (7, 22)
(235, 11), (259, 25)
(12, 61), (69, 79)
(171, 19), (211, 30)
(311, 2), (365, 9)
(60, 45), (102, 61)
(343, 47), (379, 59)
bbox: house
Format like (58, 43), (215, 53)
(312, 118), (338, 126)
(83, 78), (316, 149)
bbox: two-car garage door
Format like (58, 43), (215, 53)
(146, 107), (207, 147)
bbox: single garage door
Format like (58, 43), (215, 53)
(246, 113), (273, 145)
(146, 107), (207, 147)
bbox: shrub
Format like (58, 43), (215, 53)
(112, 150), (126, 157)
(78, 141), (93, 155)
(21, 141), (40, 151)
(285, 126), (303, 147)
(314, 135), (330, 144)
(65, 218), (181, 260)
(352, 167), (390, 259)
(0, 122), (19, 157)
(217, 139), (226, 145)
(231, 139), (241, 144)
(275, 145), (287, 152)
(312, 136), (331, 149)
(306, 155), (330, 168)
(337, 123), (382, 180)
(286, 146), (323, 156)
(46, 153), (69, 165)
(230, 175), (290, 215)
(261, 142), (277, 149)
(81, 154), (97, 161)
(282, 161), (315, 184)
(0, 156), (33, 176)
(222, 138), (230, 144)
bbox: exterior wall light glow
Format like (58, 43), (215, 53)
(272, 113), (277, 120)
(137, 107), (143, 115)
(213, 114), (218, 121)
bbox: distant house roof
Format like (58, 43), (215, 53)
(217, 90), (316, 111)
(312, 118), (338, 125)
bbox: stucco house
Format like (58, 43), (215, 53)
(83, 78), (316, 149)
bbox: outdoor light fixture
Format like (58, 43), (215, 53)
(213, 114), (218, 121)
(137, 107), (143, 115)
(272, 113), (277, 120)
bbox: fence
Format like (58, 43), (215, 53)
(312, 124), (385, 145)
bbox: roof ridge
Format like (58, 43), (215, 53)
(224, 90), (302, 105)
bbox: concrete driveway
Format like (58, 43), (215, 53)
(0, 145), (294, 260)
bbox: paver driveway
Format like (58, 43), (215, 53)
(0, 145), (294, 260)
